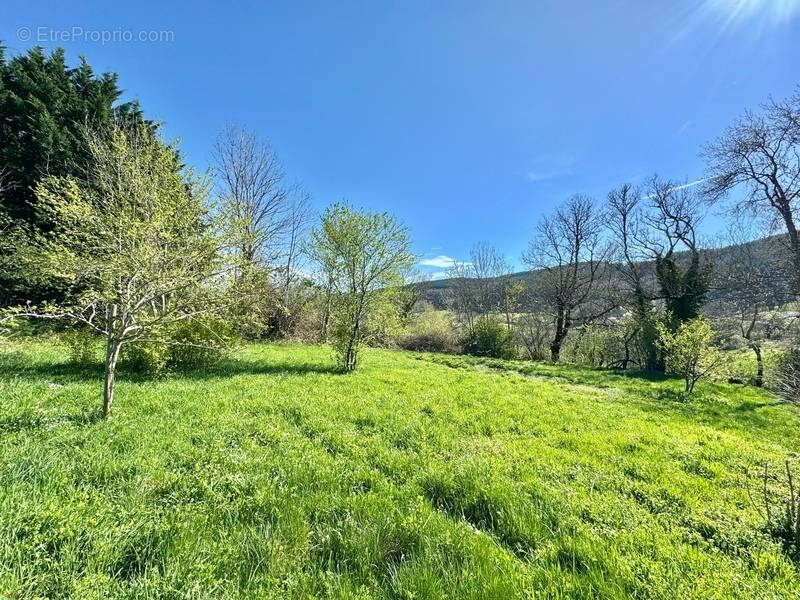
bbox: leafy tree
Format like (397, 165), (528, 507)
(11, 124), (225, 417)
(657, 316), (721, 394)
(310, 202), (414, 371)
(464, 316), (516, 359)
(0, 45), (152, 304)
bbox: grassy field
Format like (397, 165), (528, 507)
(1, 339), (799, 599)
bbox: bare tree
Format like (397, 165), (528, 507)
(524, 195), (610, 362)
(445, 243), (508, 334)
(212, 125), (313, 338)
(606, 183), (660, 369)
(447, 259), (477, 333)
(470, 242), (507, 317)
(703, 88), (800, 291)
(646, 175), (711, 328)
(280, 192), (313, 299)
(605, 177), (710, 370)
(712, 226), (793, 386)
(213, 125), (293, 273)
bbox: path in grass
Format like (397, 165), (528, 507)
(1, 340), (799, 599)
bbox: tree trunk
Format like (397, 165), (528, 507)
(753, 344), (764, 387)
(103, 338), (123, 418)
(550, 307), (569, 362)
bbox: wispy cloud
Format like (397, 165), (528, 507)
(526, 153), (576, 183)
(643, 178), (708, 198)
(677, 119), (693, 134)
(419, 255), (458, 268)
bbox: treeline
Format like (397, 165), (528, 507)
(417, 88), (800, 395)
(1, 45), (799, 413)
(0, 47), (415, 417)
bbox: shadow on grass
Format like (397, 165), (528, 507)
(0, 353), (343, 385)
(0, 409), (103, 434)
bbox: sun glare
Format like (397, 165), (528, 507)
(706, 0), (800, 26)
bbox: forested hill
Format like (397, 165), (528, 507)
(417, 234), (792, 309)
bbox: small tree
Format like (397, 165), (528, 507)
(657, 316), (721, 394)
(310, 202), (414, 371)
(11, 123), (224, 417)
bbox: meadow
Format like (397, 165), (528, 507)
(1, 339), (799, 599)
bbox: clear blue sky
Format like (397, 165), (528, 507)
(2, 1), (798, 276)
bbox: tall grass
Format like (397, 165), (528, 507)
(1, 339), (799, 598)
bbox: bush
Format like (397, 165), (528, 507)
(657, 316), (721, 394)
(168, 317), (234, 370)
(773, 348), (800, 404)
(121, 341), (170, 375)
(120, 317), (234, 376)
(397, 311), (459, 354)
(62, 328), (99, 365)
(464, 317), (516, 360)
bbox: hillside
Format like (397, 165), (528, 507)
(1, 340), (799, 598)
(419, 234), (791, 309)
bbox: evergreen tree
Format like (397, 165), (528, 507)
(0, 45), (154, 304)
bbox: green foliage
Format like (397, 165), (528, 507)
(121, 318), (234, 376)
(310, 202), (414, 371)
(464, 317), (516, 359)
(363, 288), (408, 347)
(398, 310), (459, 353)
(61, 328), (99, 366)
(15, 123), (225, 416)
(120, 340), (170, 376)
(0, 45), (154, 304)
(656, 253), (711, 331)
(657, 316), (721, 394)
(168, 317), (234, 370)
(1, 339), (799, 597)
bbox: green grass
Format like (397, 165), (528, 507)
(1, 339), (799, 599)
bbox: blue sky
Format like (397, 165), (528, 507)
(1, 1), (798, 277)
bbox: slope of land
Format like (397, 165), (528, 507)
(1, 340), (799, 599)
(419, 234), (790, 309)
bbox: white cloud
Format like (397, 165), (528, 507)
(643, 178), (708, 199)
(677, 119), (693, 134)
(419, 255), (459, 268)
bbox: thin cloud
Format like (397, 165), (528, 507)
(419, 255), (458, 268)
(643, 178), (708, 198)
(418, 255), (470, 270)
(677, 119), (693, 134)
(526, 153), (576, 183)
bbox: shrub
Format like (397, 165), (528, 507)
(657, 316), (721, 394)
(397, 311), (459, 354)
(120, 341), (170, 376)
(120, 317), (234, 376)
(62, 328), (99, 365)
(773, 348), (800, 404)
(464, 317), (516, 360)
(168, 317), (234, 370)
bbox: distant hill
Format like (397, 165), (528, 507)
(416, 234), (793, 309)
